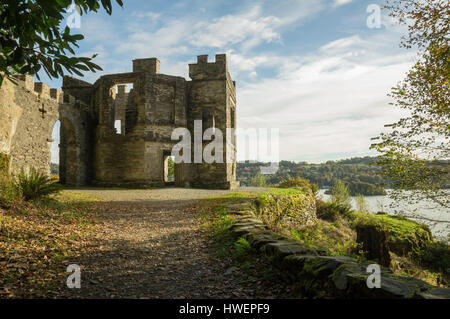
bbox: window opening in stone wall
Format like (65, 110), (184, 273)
(112, 83), (134, 135)
(115, 83), (134, 94)
(114, 120), (122, 134)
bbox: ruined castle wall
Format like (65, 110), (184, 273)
(93, 130), (147, 186)
(0, 76), (60, 175)
(142, 73), (190, 186)
(0, 79), (23, 174)
(62, 76), (94, 105)
(59, 96), (92, 186)
(92, 73), (149, 186)
(0, 75), (93, 185)
(226, 73), (238, 183)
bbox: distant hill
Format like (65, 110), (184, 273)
(237, 156), (388, 196)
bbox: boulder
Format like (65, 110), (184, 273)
(262, 241), (315, 264)
(418, 287), (450, 299)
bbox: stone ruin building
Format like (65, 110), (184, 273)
(0, 54), (239, 190)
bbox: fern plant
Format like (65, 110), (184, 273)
(14, 167), (62, 201)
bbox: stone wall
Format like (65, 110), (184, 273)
(1, 76), (59, 175)
(0, 75), (90, 184)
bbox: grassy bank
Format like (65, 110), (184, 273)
(199, 192), (301, 298)
(201, 187), (449, 296)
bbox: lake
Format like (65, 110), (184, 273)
(317, 189), (450, 243)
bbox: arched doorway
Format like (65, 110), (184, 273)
(59, 118), (78, 185)
(50, 120), (61, 179)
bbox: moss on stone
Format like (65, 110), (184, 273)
(353, 212), (433, 256)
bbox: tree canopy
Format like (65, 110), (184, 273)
(371, 0), (449, 208)
(0, 0), (123, 85)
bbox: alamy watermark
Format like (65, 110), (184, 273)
(170, 121), (280, 174)
(366, 264), (381, 289)
(66, 264), (81, 289)
(366, 3), (398, 29)
(66, 2), (82, 29)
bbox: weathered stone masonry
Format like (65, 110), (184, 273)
(0, 74), (89, 185)
(0, 54), (239, 189)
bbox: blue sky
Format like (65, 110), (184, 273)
(49, 0), (416, 163)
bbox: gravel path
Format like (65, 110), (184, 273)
(60, 187), (281, 299)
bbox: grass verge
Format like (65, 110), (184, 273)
(198, 191), (300, 298)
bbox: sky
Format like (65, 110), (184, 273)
(49, 0), (417, 164)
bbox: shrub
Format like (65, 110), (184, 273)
(290, 220), (358, 256)
(251, 172), (267, 187)
(330, 180), (352, 209)
(13, 167), (62, 201)
(278, 178), (319, 194)
(254, 192), (317, 231)
(0, 174), (20, 208)
(414, 241), (450, 273)
(234, 237), (252, 259)
(316, 200), (354, 222)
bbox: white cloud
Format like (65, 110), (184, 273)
(236, 33), (415, 162)
(189, 6), (281, 49)
(133, 11), (161, 21)
(333, 0), (354, 7)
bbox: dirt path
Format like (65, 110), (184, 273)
(59, 187), (279, 299)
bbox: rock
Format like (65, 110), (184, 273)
(262, 241), (314, 264)
(226, 203), (248, 211)
(230, 210), (254, 216)
(418, 287), (450, 299)
(356, 224), (391, 267)
(245, 232), (281, 250)
(232, 224), (266, 237)
(281, 255), (318, 273)
(303, 256), (358, 277)
(331, 263), (367, 291)
(233, 218), (264, 227)
(373, 275), (425, 299)
(337, 270), (433, 299)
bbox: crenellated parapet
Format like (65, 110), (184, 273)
(189, 54), (229, 80)
(10, 74), (87, 107)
